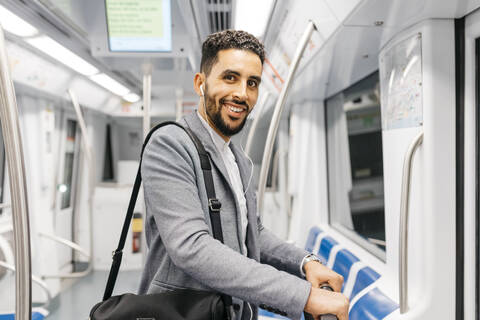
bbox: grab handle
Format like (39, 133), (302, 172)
(399, 131), (423, 313)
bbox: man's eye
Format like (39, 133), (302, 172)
(248, 80), (258, 88)
(224, 75), (235, 81)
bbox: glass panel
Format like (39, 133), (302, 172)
(60, 119), (77, 209)
(326, 72), (386, 260)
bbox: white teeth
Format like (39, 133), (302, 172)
(227, 105), (243, 113)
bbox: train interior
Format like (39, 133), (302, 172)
(0, 0), (479, 319)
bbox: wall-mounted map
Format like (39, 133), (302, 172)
(379, 33), (423, 130)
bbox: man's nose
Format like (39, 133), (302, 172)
(233, 82), (248, 101)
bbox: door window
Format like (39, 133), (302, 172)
(60, 119), (78, 209)
(325, 72), (386, 260)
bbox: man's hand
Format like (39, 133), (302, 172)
(304, 287), (349, 320)
(304, 261), (344, 293)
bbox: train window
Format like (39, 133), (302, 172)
(325, 72), (386, 260)
(103, 124), (114, 181)
(60, 119), (78, 209)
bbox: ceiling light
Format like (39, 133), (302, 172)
(90, 73), (130, 96)
(0, 5), (38, 37)
(123, 93), (140, 103)
(234, 0), (275, 38)
(26, 36), (99, 76)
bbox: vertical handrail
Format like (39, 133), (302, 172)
(257, 21), (317, 217)
(399, 131), (423, 313)
(0, 26), (32, 319)
(142, 63), (152, 140)
(141, 63), (152, 265)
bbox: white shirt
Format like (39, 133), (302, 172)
(197, 111), (249, 255)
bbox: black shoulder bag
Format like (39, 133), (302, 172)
(89, 122), (234, 320)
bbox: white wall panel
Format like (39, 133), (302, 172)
(326, 26), (382, 97)
(379, 19), (456, 319)
(324, 0), (363, 22)
(7, 41), (72, 96)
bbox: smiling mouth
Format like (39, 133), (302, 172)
(223, 103), (247, 118)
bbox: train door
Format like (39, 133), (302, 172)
(463, 9), (480, 320)
(55, 116), (81, 272)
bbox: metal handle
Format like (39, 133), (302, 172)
(0, 261), (52, 308)
(0, 26), (32, 320)
(38, 232), (90, 258)
(399, 131), (423, 313)
(257, 21), (317, 217)
(38, 231), (92, 279)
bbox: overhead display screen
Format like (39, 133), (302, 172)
(105, 0), (172, 52)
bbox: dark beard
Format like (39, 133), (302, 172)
(204, 87), (248, 137)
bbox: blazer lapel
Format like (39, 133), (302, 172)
(183, 112), (233, 189)
(230, 143), (259, 260)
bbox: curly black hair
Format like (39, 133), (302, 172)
(200, 30), (265, 75)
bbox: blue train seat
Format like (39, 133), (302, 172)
(0, 311), (46, 320)
(349, 288), (398, 320)
(350, 266), (381, 299)
(259, 226), (398, 320)
(331, 249), (360, 291)
(304, 226), (323, 252)
(318, 236), (338, 262)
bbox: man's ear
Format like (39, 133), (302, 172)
(194, 73), (205, 97)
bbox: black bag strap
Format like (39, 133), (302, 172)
(102, 121), (232, 312)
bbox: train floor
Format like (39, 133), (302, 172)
(45, 270), (142, 320)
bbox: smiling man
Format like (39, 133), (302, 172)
(139, 30), (349, 320)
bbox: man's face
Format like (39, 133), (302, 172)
(202, 49), (262, 138)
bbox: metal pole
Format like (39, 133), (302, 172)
(257, 21), (316, 217)
(142, 63), (153, 139)
(399, 131), (423, 313)
(141, 63), (152, 265)
(0, 26), (32, 320)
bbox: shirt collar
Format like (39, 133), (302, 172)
(196, 110), (231, 153)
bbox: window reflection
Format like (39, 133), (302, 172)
(326, 72), (386, 260)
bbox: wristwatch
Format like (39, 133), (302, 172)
(301, 253), (322, 276)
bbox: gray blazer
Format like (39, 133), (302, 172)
(138, 112), (311, 320)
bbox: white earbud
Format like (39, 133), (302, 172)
(200, 84), (204, 96)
